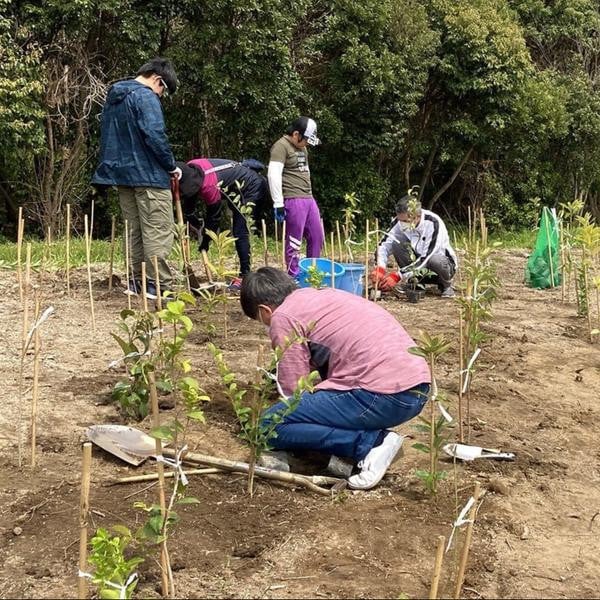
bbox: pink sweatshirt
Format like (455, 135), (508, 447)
(269, 288), (431, 397)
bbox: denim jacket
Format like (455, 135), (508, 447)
(92, 80), (176, 189)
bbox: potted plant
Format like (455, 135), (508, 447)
(404, 268), (430, 303)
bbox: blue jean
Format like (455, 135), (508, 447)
(263, 383), (430, 462)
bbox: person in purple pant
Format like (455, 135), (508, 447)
(267, 117), (324, 277)
(240, 267), (432, 490)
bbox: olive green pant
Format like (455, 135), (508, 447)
(118, 186), (174, 288)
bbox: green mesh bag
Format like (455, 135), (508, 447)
(525, 207), (561, 289)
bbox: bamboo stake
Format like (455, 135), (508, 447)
(458, 312), (465, 443)
(364, 219), (370, 299)
(18, 244), (32, 467)
(330, 231), (336, 288)
(544, 209), (555, 288)
(274, 220), (279, 263)
(17, 206), (24, 302)
(78, 442), (92, 600)
(30, 291), (41, 468)
(66, 204), (71, 294)
(583, 262), (593, 342)
(453, 482), (481, 599)
(162, 448), (336, 496)
(560, 221), (566, 302)
(84, 215), (96, 333)
(429, 535), (446, 599)
(281, 220), (287, 270)
(141, 262), (149, 313)
(336, 220), (343, 263)
(248, 345), (264, 496)
(113, 468), (221, 484)
(152, 255), (163, 311)
(261, 219), (268, 266)
(124, 220), (132, 310)
(201, 249), (213, 284)
(148, 371), (171, 597)
(108, 215), (116, 291)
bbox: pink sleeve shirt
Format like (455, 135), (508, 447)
(269, 288), (431, 397)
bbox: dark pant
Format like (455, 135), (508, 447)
(390, 234), (455, 290)
(263, 383), (430, 462)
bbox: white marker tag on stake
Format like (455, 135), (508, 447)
(155, 445), (189, 486)
(79, 571), (138, 599)
(461, 347), (482, 394)
(446, 496), (475, 553)
(438, 402), (453, 423)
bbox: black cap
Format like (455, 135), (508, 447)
(177, 161), (204, 201)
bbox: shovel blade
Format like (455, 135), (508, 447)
(86, 425), (162, 466)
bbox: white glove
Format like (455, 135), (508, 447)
(169, 166), (182, 180)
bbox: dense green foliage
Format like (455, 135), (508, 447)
(2, 0), (600, 236)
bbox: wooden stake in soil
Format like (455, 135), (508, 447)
(108, 215), (116, 291)
(141, 262), (149, 313)
(429, 535), (446, 599)
(30, 292), (41, 469)
(66, 204), (71, 294)
(274, 220), (279, 263)
(335, 220), (343, 263)
(544, 209), (555, 288)
(124, 220), (132, 310)
(458, 311), (465, 443)
(201, 249), (213, 284)
(148, 371), (171, 597)
(330, 231), (336, 288)
(78, 442), (93, 600)
(364, 219), (370, 299)
(84, 215), (96, 333)
(18, 244), (32, 467)
(453, 482), (481, 599)
(17, 206), (24, 302)
(261, 219), (269, 266)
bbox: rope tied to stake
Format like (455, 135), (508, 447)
(155, 445), (189, 486)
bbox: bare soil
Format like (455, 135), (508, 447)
(1, 250), (599, 599)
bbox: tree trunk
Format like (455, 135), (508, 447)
(427, 145), (475, 210)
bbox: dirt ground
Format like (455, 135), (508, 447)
(1, 249), (599, 599)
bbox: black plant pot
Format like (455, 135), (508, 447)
(406, 289), (421, 303)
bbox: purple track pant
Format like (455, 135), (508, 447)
(284, 197), (324, 277)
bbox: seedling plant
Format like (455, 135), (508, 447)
(209, 334), (318, 496)
(200, 229), (238, 339)
(409, 331), (452, 494)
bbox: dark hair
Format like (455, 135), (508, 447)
(394, 194), (421, 215)
(137, 57), (178, 94)
(240, 267), (297, 319)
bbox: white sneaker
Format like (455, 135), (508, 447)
(258, 451), (290, 472)
(348, 432), (404, 490)
(441, 287), (456, 298)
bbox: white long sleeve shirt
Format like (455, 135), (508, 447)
(377, 209), (457, 272)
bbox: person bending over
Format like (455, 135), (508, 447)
(178, 158), (269, 290)
(371, 196), (458, 298)
(240, 267), (431, 490)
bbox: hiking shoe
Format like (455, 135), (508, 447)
(441, 286), (456, 298)
(348, 432), (405, 490)
(123, 278), (141, 296)
(144, 280), (158, 300)
(228, 277), (243, 292)
(258, 451), (290, 472)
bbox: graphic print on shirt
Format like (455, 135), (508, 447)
(294, 151), (310, 173)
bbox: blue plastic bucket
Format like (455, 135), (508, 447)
(337, 263), (365, 296)
(297, 258), (345, 289)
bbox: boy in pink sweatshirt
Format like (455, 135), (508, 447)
(240, 267), (431, 490)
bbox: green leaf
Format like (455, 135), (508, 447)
(177, 496), (201, 505)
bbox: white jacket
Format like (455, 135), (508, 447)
(377, 209), (457, 272)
